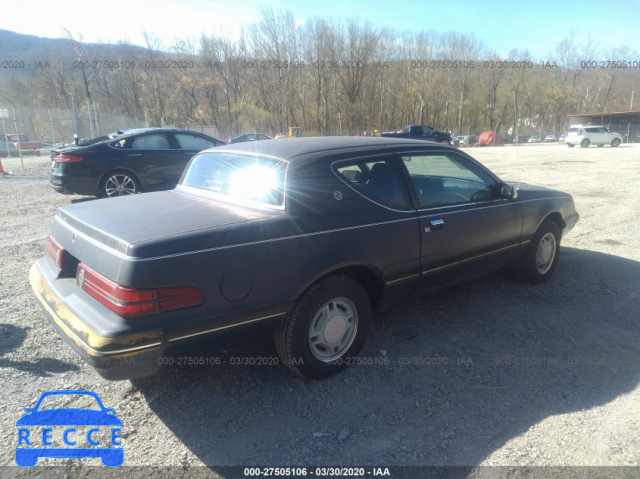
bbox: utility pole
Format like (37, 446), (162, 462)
(512, 88), (519, 143)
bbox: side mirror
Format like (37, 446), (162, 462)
(500, 184), (517, 199)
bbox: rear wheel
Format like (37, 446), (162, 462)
(580, 139), (590, 148)
(100, 171), (140, 198)
(611, 138), (621, 147)
(567, 144), (575, 148)
(439, 139), (451, 145)
(512, 219), (561, 284)
(274, 275), (371, 380)
(597, 144), (604, 147)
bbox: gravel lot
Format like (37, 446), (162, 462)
(1, 144), (639, 478)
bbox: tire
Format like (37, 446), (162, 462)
(274, 275), (371, 380)
(512, 219), (561, 284)
(439, 139), (451, 145)
(611, 138), (621, 147)
(580, 139), (590, 148)
(100, 171), (140, 198)
(567, 144), (575, 148)
(597, 144), (604, 147)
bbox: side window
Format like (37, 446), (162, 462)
(174, 133), (216, 150)
(401, 154), (495, 208)
(131, 133), (171, 150)
(335, 158), (410, 210)
(585, 127), (598, 134)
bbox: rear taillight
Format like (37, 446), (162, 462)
(54, 154), (84, 163)
(76, 263), (204, 317)
(578, 128), (582, 135)
(45, 235), (65, 269)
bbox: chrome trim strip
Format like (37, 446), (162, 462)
(421, 243), (520, 276)
(85, 341), (163, 356)
(385, 273), (420, 286)
(168, 312), (288, 343)
(131, 216), (419, 261)
(417, 196), (566, 217)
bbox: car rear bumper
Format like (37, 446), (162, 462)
(29, 262), (164, 380)
(49, 172), (99, 196)
(29, 258), (284, 380)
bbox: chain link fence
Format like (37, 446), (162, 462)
(0, 100), (147, 157)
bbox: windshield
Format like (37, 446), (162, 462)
(181, 152), (287, 208)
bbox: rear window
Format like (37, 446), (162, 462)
(181, 152), (287, 207)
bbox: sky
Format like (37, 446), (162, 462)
(1, 0), (638, 60)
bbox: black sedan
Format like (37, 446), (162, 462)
(49, 128), (224, 197)
(30, 137), (578, 380)
(227, 133), (272, 144)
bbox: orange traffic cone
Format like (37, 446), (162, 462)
(0, 156), (8, 175)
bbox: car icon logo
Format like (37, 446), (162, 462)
(15, 390), (123, 467)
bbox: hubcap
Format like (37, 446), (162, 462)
(105, 175), (136, 196)
(535, 232), (557, 274)
(308, 298), (358, 362)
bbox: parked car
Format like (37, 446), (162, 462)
(227, 133), (272, 144)
(458, 135), (479, 147)
(528, 136), (541, 143)
(49, 128), (224, 197)
(380, 125), (454, 145)
(544, 135), (558, 142)
(30, 137), (579, 381)
(565, 125), (622, 148)
(0, 134), (43, 156)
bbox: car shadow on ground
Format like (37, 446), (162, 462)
(132, 247), (639, 468)
(0, 323), (80, 377)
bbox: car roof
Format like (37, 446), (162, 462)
(110, 127), (188, 138)
(210, 136), (457, 163)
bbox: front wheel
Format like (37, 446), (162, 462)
(512, 219), (561, 284)
(274, 275), (371, 380)
(100, 171), (140, 198)
(567, 144), (575, 148)
(439, 139), (451, 145)
(580, 139), (590, 148)
(611, 138), (621, 147)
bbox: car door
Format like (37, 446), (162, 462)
(598, 127), (612, 144)
(119, 132), (183, 190)
(397, 151), (522, 293)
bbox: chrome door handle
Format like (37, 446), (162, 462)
(429, 219), (444, 230)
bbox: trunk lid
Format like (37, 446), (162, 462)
(50, 189), (281, 282)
